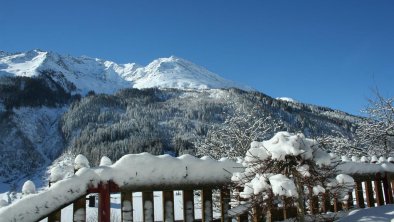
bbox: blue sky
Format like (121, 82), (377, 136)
(0, 0), (393, 115)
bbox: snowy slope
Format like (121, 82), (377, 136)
(0, 50), (252, 94)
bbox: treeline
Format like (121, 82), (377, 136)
(61, 88), (359, 165)
(0, 75), (76, 110)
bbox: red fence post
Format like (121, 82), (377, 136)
(98, 182), (111, 222)
(383, 173), (393, 204)
(374, 173), (384, 206)
(355, 180), (365, 208)
(365, 180), (375, 207)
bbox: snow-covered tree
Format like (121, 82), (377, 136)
(355, 91), (394, 156)
(232, 132), (354, 221)
(196, 107), (283, 160)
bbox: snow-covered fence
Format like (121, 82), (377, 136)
(243, 156), (394, 222)
(0, 153), (241, 222)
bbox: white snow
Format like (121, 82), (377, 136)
(276, 97), (298, 103)
(0, 50), (252, 94)
(339, 204), (394, 222)
(49, 166), (64, 183)
(269, 174), (298, 198)
(248, 132), (331, 166)
(74, 154), (90, 170)
(0, 153), (240, 222)
(22, 180), (36, 195)
(312, 185), (325, 196)
(99, 156), (112, 166)
(233, 132), (353, 201)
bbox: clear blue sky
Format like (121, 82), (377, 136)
(1, 0), (393, 115)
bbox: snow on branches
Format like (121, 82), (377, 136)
(232, 132), (354, 221)
(355, 92), (394, 156)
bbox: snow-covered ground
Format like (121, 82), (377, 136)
(339, 205), (394, 222)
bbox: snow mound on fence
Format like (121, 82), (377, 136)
(0, 153), (241, 222)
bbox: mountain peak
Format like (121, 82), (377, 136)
(0, 50), (253, 93)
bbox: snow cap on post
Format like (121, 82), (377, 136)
(22, 180), (36, 195)
(371, 156), (378, 163)
(341, 156), (350, 162)
(99, 156), (112, 166)
(378, 156), (386, 163)
(74, 154), (90, 171)
(49, 166), (64, 184)
(360, 156), (369, 163)
(388, 157), (394, 163)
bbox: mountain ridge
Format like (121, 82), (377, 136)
(0, 49), (253, 94)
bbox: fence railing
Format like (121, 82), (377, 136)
(2, 154), (394, 222)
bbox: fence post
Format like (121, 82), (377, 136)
(307, 187), (318, 215)
(237, 187), (248, 222)
(121, 191), (133, 222)
(374, 173), (384, 206)
(343, 191), (353, 210)
(321, 192), (330, 213)
(355, 180), (365, 208)
(365, 180), (375, 207)
(48, 210), (61, 222)
(382, 173), (393, 204)
(163, 191), (175, 222)
(220, 188), (231, 222)
(202, 188), (213, 222)
(73, 195), (86, 222)
(142, 191), (154, 222)
(333, 193), (339, 212)
(253, 205), (262, 222)
(183, 190), (195, 222)
(98, 182), (110, 222)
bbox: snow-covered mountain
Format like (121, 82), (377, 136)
(0, 50), (251, 94)
(0, 49), (362, 200)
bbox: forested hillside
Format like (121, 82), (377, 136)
(60, 88), (359, 165)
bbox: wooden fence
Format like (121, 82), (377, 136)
(4, 154), (394, 222)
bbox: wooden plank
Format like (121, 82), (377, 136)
(121, 191), (133, 222)
(383, 173), (393, 204)
(183, 190), (195, 222)
(365, 180), (375, 207)
(237, 187), (248, 222)
(321, 192), (330, 213)
(48, 210), (61, 222)
(163, 191), (175, 222)
(307, 187), (318, 215)
(374, 175), (384, 206)
(253, 205), (262, 222)
(73, 195), (86, 222)
(355, 181), (365, 208)
(333, 194), (339, 212)
(343, 191), (353, 210)
(98, 182), (111, 222)
(142, 191), (154, 222)
(220, 188), (231, 222)
(202, 188), (213, 222)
